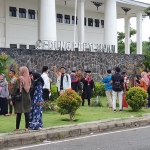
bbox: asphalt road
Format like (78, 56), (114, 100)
(9, 126), (150, 150)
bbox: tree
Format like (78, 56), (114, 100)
(118, 28), (137, 54)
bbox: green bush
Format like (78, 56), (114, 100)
(92, 82), (105, 97)
(126, 87), (148, 111)
(56, 89), (82, 121)
(50, 85), (59, 101)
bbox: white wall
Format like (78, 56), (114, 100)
(0, 0), (105, 48)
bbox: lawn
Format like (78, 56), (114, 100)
(1, 96), (150, 133)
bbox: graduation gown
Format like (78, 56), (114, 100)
(81, 77), (94, 99)
(71, 77), (82, 92)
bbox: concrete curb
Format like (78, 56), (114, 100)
(1, 116), (150, 149)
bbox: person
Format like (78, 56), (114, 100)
(122, 72), (129, 108)
(122, 72), (130, 91)
(71, 71), (82, 92)
(12, 66), (31, 131)
(137, 71), (149, 91)
(111, 67), (125, 112)
(0, 74), (9, 116)
(57, 67), (71, 95)
(8, 70), (18, 115)
(53, 66), (61, 78)
(76, 69), (83, 81)
(41, 66), (50, 101)
(81, 71), (95, 106)
(29, 72), (44, 130)
(102, 70), (113, 108)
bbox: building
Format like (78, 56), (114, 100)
(0, 0), (149, 54)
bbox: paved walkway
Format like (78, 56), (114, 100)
(1, 114), (150, 149)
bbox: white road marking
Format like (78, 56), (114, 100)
(9, 125), (150, 150)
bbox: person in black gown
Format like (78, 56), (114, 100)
(81, 71), (95, 106)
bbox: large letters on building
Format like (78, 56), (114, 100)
(36, 40), (115, 53)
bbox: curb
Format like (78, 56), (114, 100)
(1, 116), (150, 149)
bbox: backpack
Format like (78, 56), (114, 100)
(113, 75), (122, 91)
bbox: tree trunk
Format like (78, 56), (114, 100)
(69, 113), (74, 122)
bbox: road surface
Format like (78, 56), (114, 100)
(9, 126), (150, 150)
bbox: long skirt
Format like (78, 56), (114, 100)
(42, 89), (49, 101)
(0, 97), (8, 115)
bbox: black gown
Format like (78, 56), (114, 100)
(81, 77), (94, 100)
(71, 77), (82, 92)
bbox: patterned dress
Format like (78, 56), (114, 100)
(29, 83), (43, 130)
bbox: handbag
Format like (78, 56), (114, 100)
(13, 89), (22, 102)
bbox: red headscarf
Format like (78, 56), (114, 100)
(19, 66), (31, 93)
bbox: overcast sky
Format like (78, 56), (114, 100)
(117, 0), (150, 41)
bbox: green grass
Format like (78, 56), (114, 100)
(1, 97), (150, 133)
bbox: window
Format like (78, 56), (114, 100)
(10, 44), (17, 48)
(20, 44), (26, 49)
(88, 18), (93, 27)
(28, 9), (35, 19)
(64, 15), (70, 24)
(95, 19), (99, 27)
(84, 18), (86, 26)
(19, 8), (26, 18)
(101, 20), (104, 28)
(57, 14), (63, 23)
(72, 16), (77, 24)
(29, 45), (35, 49)
(9, 7), (17, 17)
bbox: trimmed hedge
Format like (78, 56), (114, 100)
(50, 82), (105, 101)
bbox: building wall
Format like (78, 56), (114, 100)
(0, 0), (105, 48)
(0, 48), (145, 83)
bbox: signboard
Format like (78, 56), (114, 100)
(36, 40), (115, 53)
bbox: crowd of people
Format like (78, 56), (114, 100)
(0, 65), (149, 131)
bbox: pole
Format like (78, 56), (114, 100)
(74, 0), (78, 44)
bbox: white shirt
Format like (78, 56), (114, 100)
(41, 73), (50, 89)
(57, 74), (71, 92)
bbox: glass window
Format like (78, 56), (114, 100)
(9, 7), (17, 17)
(84, 18), (86, 26)
(64, 15), (70, 24)
(72, 16), (77, 24)
(28, 9), (35, 19)
(29, 45), (35, 49)
(88, 18), (93, 27)
(95, 19), (99, 27)
(19, 8), (26, 18)
(101, 20), (104, 28)
(10, 44), (17, 48)
(57, 14), (63, 23)
(20, 44), (26, 49)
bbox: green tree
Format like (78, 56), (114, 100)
(143, 42), (150, 70)
(118, 28), (137, 54)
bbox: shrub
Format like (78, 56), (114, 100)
(90, 96), (103, 107)
(42, 101), (58, 112)
(126, 87), (148, 111)
(56, 89), (82, 121)
(92, 82), (105, 97)
(50, 85), (59, 101)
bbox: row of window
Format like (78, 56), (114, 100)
(10, 44), (35, 49)
(9, 7), (104, 28)
(57, 14), (104, 28)
(9, 7), (36, 19)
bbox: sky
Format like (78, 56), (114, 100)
(117, 0), (150, 42)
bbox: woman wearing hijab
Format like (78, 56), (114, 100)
(29, 72), (44, 130)
(12, 66), (31, 131)
(138, 71), (149, 91)
(0, 74), (9, 115)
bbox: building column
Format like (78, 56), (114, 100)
(5, 0), (9, 47)
(104, 0), (117, 53)
(136, 12), (142, 54)
(125, 16), (130, 54)
(78, 0), (85, 43)
(39, 0), (57, 41)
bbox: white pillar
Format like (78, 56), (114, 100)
(39, 0), (57, 41)
(104, 0), (117, 53)
(136, 12), (142, 54)
(78, 0), (85, 43)
(125, 16), (130, 54)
